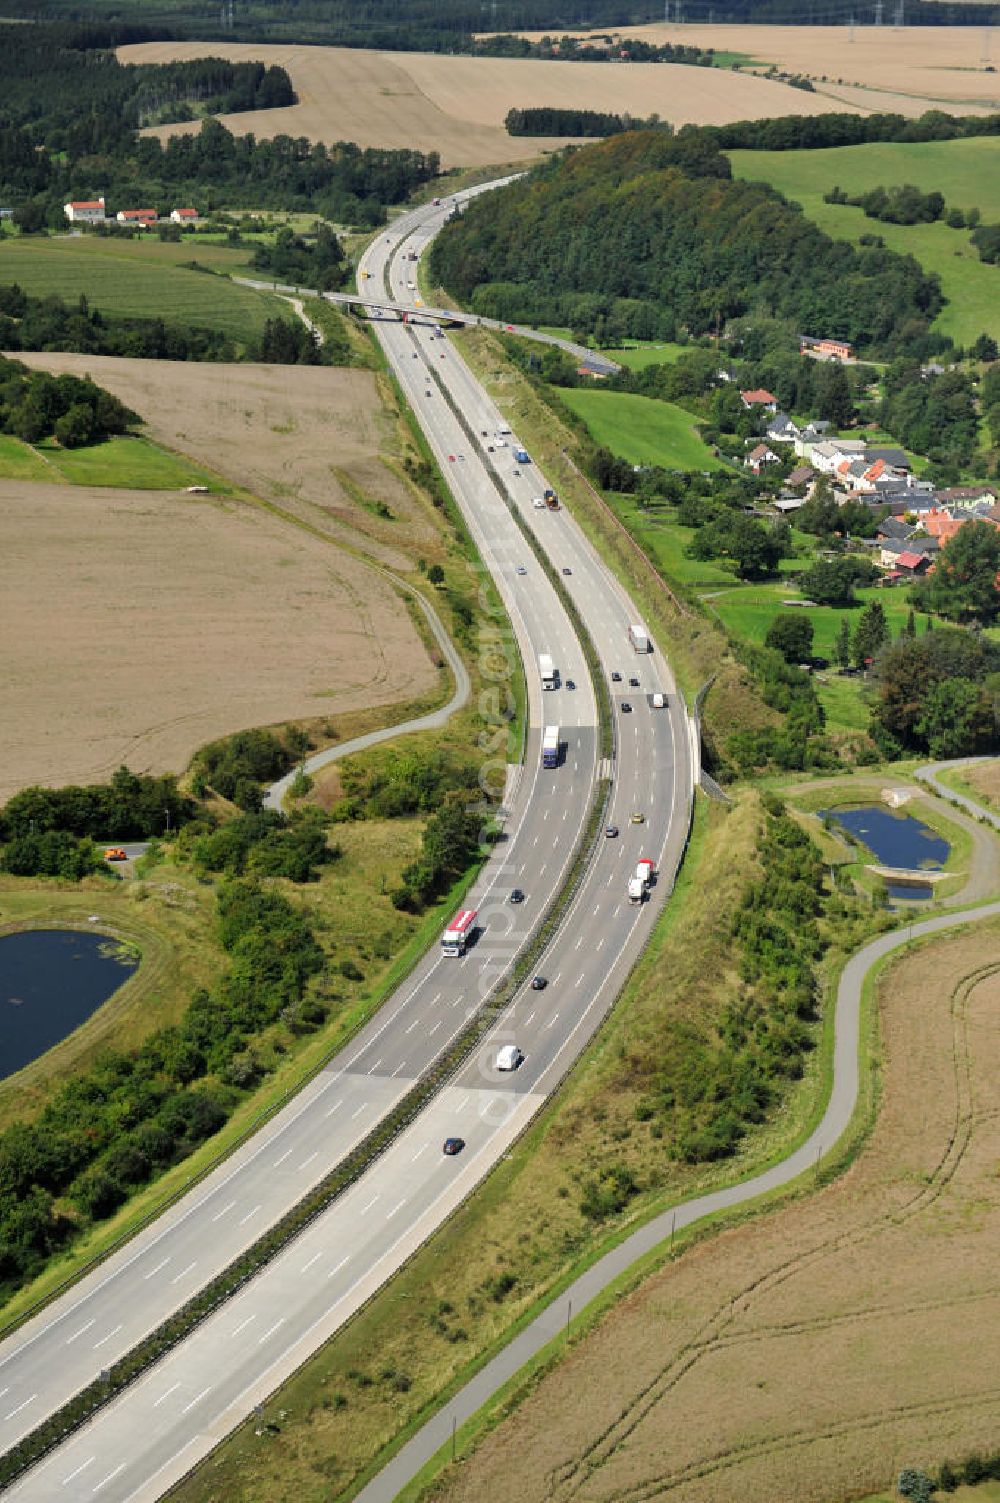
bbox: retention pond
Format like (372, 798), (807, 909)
(820, 804), (949, 901)
(0, 929), (137, 1081)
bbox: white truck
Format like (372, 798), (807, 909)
(628, 623), (651, 654)
(539, 653), (557, 690)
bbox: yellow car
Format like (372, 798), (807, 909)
(629, 813), (644, 825)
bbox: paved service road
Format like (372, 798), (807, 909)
(266, 584), (471, 810)
(1, 185), (691, 1501)
(357, 877), (1000, 1503)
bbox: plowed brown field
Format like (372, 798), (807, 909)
(0, 359), (437, 800)
(117, 41), (861, 166)
(434, 927), (1000, 1503)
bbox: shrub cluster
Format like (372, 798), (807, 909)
(0, 356), (137, 448)
(1, 767), (193, 843)
(651, 801), (827, 1163)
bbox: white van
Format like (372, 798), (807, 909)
(496, 1043), (523, 1072)
(651, 692), (666, 708)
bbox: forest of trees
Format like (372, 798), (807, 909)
(430, 130), (943, 355)
(0, 23), (293, 146)
(0, 0), (991, 52)
(707, 108), (1000, 154)
(0, 356), (137, 447)
(505, 107), (667, 138)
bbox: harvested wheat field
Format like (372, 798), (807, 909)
(12, 353), (435, 571)
(960, 759), (1000, 812)
(118, 41), (859, 165)
(0, 360), (439, 801)
(508, 23), (1000, 115)
(436, 926), (1000, 1503)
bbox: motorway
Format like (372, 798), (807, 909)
(0, 187), (691, 1501)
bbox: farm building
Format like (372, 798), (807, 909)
(116, 208), (158, 227)
(170, 207), (200, 224)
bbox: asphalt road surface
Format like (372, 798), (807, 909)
(0, 185), (691, 1501)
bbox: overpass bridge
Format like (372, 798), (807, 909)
(234, 277), (621, 376)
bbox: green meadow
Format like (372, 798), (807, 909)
(0, 433), (227, 491)
(0, 235), (284, 342)
(730, 136), (1000, 347)
(559, 388), (725, 471)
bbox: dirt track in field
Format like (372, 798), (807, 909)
(117, 41), (861, 166)
(0, 358), (438, 799)
(434, 927), (1000, 1503)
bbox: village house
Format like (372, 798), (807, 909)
(116, 208), (158, 227)
(807, 438), (867, 474)
(740, 388), (778, 413)
(170, 207), (200, 224)
(63, 197), (105, 224)
(791, 421), (832, 459)
(935, 484), (997, 507)
(765, 411), (799, 444)
(786, 464), (816, 491)
(744, 442), (780, 474)
(876, 516), (915, 543)
(885, 550), (933, 581)
(878, 535), (939, 570)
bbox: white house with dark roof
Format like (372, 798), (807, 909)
(765, 412), (799, 444)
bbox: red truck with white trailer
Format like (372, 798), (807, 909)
(441, 908), (477, 956)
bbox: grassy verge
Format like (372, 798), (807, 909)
(447, 324), (774, 765)
(0, 432), (55, 481)
(933, 761), (1000, 815)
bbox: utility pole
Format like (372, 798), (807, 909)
(848, 13), (856, 42)
(874, 0), (883, 25)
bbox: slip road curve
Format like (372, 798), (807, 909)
(356, 776), (1000, 1503)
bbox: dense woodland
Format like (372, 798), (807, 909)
(0, 0), (992, 49)
(431, 130), (942, 356)
(0, 23), (293, 143)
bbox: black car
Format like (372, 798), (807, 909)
(442, 1137), (465, 1156)
(611, 671), (622, 683)
(509, 888), (525, 904)
(621, 702), (632, 713)
(565, 678), (575, 690)
(629, 676), (640, 688)
(531, 975), (547, 991)
(562, 567), (572, 576)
